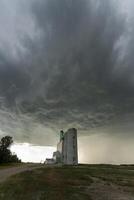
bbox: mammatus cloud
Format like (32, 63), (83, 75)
(0, 0), (134, 163)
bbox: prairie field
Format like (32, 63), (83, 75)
(0, 164), (134, 200)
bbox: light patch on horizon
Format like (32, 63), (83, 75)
(78, 134), (134, 164)
(10, 143), (56, 163)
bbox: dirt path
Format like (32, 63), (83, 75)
(87, 176), (134, 200)
(0, 164), (43, 183)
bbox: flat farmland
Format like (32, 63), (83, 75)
(0, 164), (134, 200)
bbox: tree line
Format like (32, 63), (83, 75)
(0, 136), (21, 163)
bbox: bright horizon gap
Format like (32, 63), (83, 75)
(10, 143), (56, 163)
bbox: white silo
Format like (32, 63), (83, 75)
(62, 128), (78, 165)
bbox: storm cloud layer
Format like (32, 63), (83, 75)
(0, 0), (134, 152)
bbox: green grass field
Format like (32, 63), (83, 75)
(0, 164), (134, 200)
(0, 163), (24, 169)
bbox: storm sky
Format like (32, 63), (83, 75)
(0, 0), (134, 163)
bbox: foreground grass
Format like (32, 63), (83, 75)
(0, 163), (42, 170)
(0, 165), (134, 200)
(0, 163), (24, 169)
(0, 166), (93, 200)
(81, 164), (134, 188)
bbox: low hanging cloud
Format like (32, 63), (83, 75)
(0, 0), (134, 150)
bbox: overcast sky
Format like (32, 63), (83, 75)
(0, 0), (134, 163)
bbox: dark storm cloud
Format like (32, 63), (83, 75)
(0, 0), (134, 146)
(24, 0), (129, 126)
